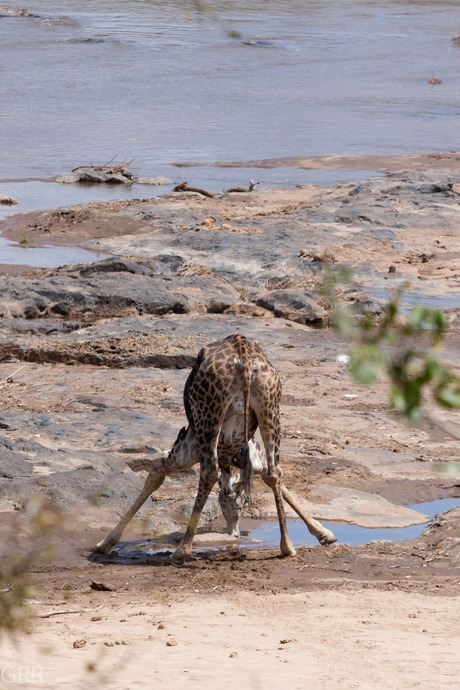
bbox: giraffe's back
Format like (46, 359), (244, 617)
(184, 334), (280, 456)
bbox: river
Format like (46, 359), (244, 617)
(1, 0), (459, 183)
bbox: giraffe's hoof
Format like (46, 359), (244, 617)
(93, 541), (111, 554)
(282, 547), (296, 557)
(280, 541), (296, 557)
(319, 531), (337, 545)
(169, 551), (186, 565)
(93, 536), (118, 554)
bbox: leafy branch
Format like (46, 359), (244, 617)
(325, 271), (460, 423)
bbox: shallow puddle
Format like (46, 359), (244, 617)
(112, 496), (459, 561)
(0, 237), (108, 267)
(365, 288), (460, 312)
(239, 497), (459, 549)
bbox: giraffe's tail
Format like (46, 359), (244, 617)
(240, 350), (252, 446)
(231, 334), (253, 445)
(239, 444), (253, 508)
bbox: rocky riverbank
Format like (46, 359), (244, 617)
(0, 153), (459, 581)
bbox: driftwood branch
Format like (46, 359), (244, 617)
(173, 182), (214, 198)
(223, 180), (259, 193)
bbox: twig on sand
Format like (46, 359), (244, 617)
(37, 601), (107, 619)
(0, 364), (26, 387)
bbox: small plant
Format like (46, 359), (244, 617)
(19, 237), (29, 245)
(0, 496), (62, 636)
(335, 295), (460, 422)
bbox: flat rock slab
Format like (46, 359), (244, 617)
(76, 169), (460, 300)
(255, 486), (428, 528)
(343, 446), (444, 480)
(0, 312), (336, 369)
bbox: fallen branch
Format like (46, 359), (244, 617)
(173, 182), (214, 198)
(223, 180), (259, 193)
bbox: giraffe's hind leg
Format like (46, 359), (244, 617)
(280, 485), (337, 545)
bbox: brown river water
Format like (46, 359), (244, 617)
(1, 1), (460, 243)
(2, 0), (460, 178)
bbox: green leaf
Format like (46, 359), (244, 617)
(435, 387), (460, 409)
(407, 306), (445, 345)
(349, 346), (383, 385)
(333, 309), (356, 340)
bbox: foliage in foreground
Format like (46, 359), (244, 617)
(0, 497), (61, 635)
(331, 282), (460, 423)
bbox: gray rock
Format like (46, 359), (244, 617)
(0, 466), (143, 516)
(0, 195), (18, 205)
(55, 173), (80, 184)
(0, 319), (81, 335)
(0, 259), (239, 320)
(353, 299), (385, 315)
(255, 289), (327, 325)
(0, 441), (32, 478)
(56, 168), (133, 185)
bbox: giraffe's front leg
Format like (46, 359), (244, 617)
(169, 460), (219, 565)
(94, 470), (166, 554)
(259, 420), (296, 558)
(95, 426), (197, 555)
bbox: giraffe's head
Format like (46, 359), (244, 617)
(218, 440), (264, 538)
(218, 466), (247, 538)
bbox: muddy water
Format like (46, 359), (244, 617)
(111, 498), (460, 561)
(240, 497), (460, 548)
(2, 0), (460, 185)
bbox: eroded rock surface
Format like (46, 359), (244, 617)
(0, 161), (459, 552)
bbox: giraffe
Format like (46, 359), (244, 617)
(94, 334), (336, 563)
